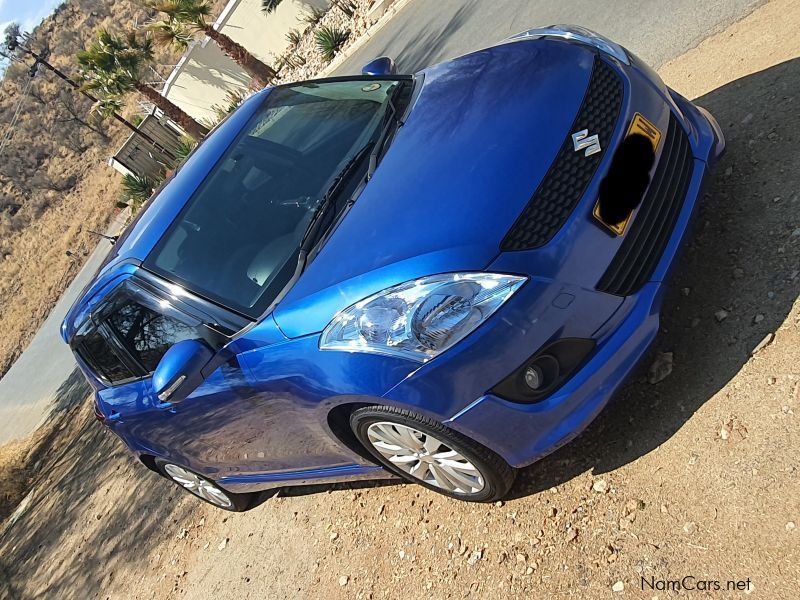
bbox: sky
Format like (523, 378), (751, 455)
(0, 0), (63, 37)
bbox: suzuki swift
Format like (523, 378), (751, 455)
(62, 26), (724, 510)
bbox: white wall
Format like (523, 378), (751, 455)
(162, 0), (330, 122)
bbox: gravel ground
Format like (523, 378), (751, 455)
(1, 1), (799, 598)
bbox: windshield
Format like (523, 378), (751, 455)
(145, 78), (406, 318)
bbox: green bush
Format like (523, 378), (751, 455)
(285, 28), (302, 47)
(174, 137), (197, 162)
(315, 25), (350, 62)
(118, 173), (161, 212)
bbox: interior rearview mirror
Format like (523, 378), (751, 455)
(361, 56), (397, 76)
(152, 339), (214, 407)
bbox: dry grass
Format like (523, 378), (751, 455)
(0, 439), (30, 521)
(0, 143), (124, 378)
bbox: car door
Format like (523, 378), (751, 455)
(84, 279), (348, 480)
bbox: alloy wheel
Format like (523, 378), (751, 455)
(366, 421), (485, 493)
(162, 463), (233, 509)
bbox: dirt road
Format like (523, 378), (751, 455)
(2, 1), (799, 598)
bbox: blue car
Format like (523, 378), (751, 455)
(62, 26), (724, 510)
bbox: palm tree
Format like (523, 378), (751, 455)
(261, 0), (284, 14)
(144, 0), (277, 87)
(77, 29), (208, 140)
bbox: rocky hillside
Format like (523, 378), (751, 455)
(0, 0), (223, 378)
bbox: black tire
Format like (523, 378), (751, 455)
(350, 405), (515, 502)
(154, 458), (254, 512)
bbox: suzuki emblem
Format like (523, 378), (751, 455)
(571, 129), (601, 156)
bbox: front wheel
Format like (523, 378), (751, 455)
(154, 459), (254, 512)
(350, 405), (515, 502)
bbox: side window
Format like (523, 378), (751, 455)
(106, 299), (198, 374)
(75, 327), (135, 385)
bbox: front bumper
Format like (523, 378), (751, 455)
(381, 58), (724, 468)
(446, 93), (723, 468)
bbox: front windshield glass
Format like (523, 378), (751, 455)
(146, 78), (405, 318)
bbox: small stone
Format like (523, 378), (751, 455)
(399, 549), (405, 559)
(592, 479), (609, 493)
(688, 453), (699, 465)
(751, 332), (775, 355)
(768, 376), (778, 385)
(516, 553), (527, 564)
(565, 528), (577, 543)
(720, 427), (730, 441)
(330, 532), (339, 542)
(741, 112), (753, 125)
(681, 287), (691, 296)
(607, 552), (618, 563)
(683, 521), (697, 534)
(786, 522), (796, 532)
(691, 317), (701, 328)
(753, 313), (765, 324)
(612, 581), (625, 593)
(495, 500), (504, 508)
(525, 567), (534, 575)
(792, 228), (800, 238)
(660, 504), (669, 514)
(467, 549), (482, 566)
(338, 575), (349, 586)
(217, 538), (228, 551)
(715, 309), (729, 323)
(648, 351), (673, 384)
(724, 166), (733, 177)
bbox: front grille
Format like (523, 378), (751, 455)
(596, 113), (694, 296)
(500, 57), (624, 251)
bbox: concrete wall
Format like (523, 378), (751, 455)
(161, 0), (330, 123)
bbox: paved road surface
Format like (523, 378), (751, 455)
(335, 0), (765, 75)
(0, 0), (764, 443)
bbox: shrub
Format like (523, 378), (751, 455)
(331, 0), (357, 18)
(285, 28), (302, 47)
(315, 25), (350, 62)
(174, 137), (197, 162)
(118, 173), (161, 212)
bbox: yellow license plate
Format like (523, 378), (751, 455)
(593, 113), (661, 236)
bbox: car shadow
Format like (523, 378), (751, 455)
(507, 56), (800, 499)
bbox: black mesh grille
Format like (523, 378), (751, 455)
(500, 57), (624, 251)
(596, 114), (694, 296)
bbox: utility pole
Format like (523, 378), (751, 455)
(10, 38), (177, 162)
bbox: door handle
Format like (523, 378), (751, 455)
(155, 400), (177, 413)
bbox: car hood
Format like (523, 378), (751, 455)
(273, 40), (596, 338)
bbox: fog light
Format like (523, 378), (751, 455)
(524, 365), (543, 390)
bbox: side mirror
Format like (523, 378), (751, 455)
(152, 339), (213, 407)
(361, 56), (397, 76)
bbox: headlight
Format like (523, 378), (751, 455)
(507, 25), (629, 65)
(320, 273), (526, 362)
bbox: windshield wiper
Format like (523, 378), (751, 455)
(299, 82), (409, 259)
(367, 81), (406, 180)
(300, 140), (374, 253)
